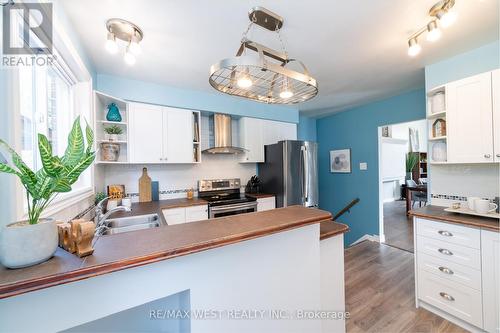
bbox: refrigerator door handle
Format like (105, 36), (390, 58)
(301, 146), (309, 203)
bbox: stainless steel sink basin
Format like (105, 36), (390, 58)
(102, 213), (161, 235)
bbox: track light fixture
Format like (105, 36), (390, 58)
(407, 0), (457, 57)
(105, 18), (144, 65)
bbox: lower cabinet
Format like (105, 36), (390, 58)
(414, 217), (499, 332)
(256, 197), (275, 212)
(162, 205), (208, 225)
(482, 229), (500, 333)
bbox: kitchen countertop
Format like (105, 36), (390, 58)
(410, 205), (499, 232)
(244, 193), (275, 199)
(0, 206), (333, 299)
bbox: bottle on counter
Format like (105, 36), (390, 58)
(187, 188), (194, 200)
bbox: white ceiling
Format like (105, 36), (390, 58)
(60, 0), (499, 117)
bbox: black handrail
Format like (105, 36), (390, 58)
(333, 198), (360, 221)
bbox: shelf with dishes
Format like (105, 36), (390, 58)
(427, 86), (448, 163)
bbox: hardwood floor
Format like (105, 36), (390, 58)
(383, 200), (414, 253)
(345, 241), (468, 333)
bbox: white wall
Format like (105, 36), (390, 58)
(390, 119), (427, 153)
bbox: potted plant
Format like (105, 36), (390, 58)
(406, 153), (418, 181)
(104, 125), (123, 141)
(0, 117), (95, 268)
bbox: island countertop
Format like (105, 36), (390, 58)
(0, 206), (332, 299)
(410, 205), (499, 232)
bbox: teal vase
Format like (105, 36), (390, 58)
(106, 103), (122, 122)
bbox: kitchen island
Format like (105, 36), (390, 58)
(0, 206), (348, 333)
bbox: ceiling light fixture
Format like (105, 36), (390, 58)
(426, 21), (442, 42)
(209, 7), (318, 104)
(407, 0), (457, 57)
(105, 18), (143, 65)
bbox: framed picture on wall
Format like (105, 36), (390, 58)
(330, 149), (351, 173)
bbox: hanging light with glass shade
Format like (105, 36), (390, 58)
(209, 7), (318, 105)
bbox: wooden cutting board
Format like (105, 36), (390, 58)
(139, 167), (152, 202)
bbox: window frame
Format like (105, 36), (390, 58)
(11, 3), (95, 220)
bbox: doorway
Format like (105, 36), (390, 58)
(378, 119), (428, 253)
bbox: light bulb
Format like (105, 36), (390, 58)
(279, 79), (294, 99)
(236, 70), (252, 89)
(124, 47), (136, 65)
(407, 38), (421, 57)
(105, 32), (118, 54)
(426, 21), (442, 42)
(128, 34), (142, 55)
(438, 10), (457, 28)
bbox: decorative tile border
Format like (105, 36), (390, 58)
(431, 194), (492, 201)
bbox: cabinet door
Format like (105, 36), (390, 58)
(129, 103), (164, 163)
(493, 69), (500, 162)
(263, 120), (297, 145)
(185, 205), (208, 222)
(163, 107), (193, 163)
(162, 208), (186, 225)
(447, 72), (494, 163)
(239, 117), (264, 163)
(482, 229), (500, 333)
(257, 197), (276, 212)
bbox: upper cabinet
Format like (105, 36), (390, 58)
(239, 117), (297, 163)
(493, 69), (500, 162)
(447, 72), (494, 163)
(428, 70), (499, 164)
(129, 102), (199, 164)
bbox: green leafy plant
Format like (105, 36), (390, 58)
(406, 153), (419, 173)
(0, 117), (95, 225)
(95, 191), (107, 205)
(104, 125), (123, 135)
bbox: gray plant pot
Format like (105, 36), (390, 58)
(0, 218), (58, 269)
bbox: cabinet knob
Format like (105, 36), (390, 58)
(438, 266), (454, 275)
(159, 158), (163, 161)
(496, 154), (500, 158)
(438, 230), (453, 237)
(484, 154), (491, 158)
(439, 292), (455, 302)
(438, 248), (453, 256)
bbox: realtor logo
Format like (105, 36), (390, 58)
(2, 2), (53, 55)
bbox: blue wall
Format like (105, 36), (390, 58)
(316, 89), (426, 245)
(96, 74), (299, 123)
(297, 115), (317, 141)
(425, 40), (500, 90)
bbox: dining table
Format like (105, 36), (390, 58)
(405, 184), (428, 216)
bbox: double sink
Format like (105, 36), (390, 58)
(102, 213), (162, 235)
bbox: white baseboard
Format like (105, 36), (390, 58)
(351, 234), (380, 246)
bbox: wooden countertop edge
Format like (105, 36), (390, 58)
(319, 221), (350, 240)
(409, 211), (499, 232)
(0, 214), (327, 300)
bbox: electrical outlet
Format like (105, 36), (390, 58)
(359, 162), (368, 170)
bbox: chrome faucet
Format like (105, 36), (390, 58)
(94, 196), (131, 235)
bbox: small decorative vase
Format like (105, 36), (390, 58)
(106, 103), (122, 122)
(101, 143), (121, 161)
(0, 218), (58, 268)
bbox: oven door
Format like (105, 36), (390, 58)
(209, 202), (258, 219)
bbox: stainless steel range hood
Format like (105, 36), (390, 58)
(202, 114), (247, 154)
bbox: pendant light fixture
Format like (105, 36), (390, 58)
(105, 18), (144, 65)
(209, 7), (318, 104)
(406, 0), (457, 57)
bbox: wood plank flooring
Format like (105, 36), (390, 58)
(383, 201), (414, 253)
(345, 241), (468, 333)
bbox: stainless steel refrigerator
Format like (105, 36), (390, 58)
(258, 140), (318, 208)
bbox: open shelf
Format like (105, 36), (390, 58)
(97, 120), (128, 126)
(427, 110), (446, 119)
(429, 136), (447, 141)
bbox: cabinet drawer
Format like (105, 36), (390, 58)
(416, 218), (480, 249)
(185, 205), (208, 223)
(257, 197), (275, 212)
(417, 252), (482, 290)
(418, 269), (483, 328)
(162, 208), (186, 225)
(416, 235), (481, 270)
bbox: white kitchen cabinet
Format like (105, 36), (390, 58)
(481, 229), (500, 333)
(493, 69), (500, 162)
(447, 72), (494, 163)
(185, 205), (208, 223)
(163, 107), (194, 163)
(162, 205), (208, 225)
(129, 103), (164, 163)
(239, 118), (297, 163)
(129, 103), (195, 164)
(257, 197), (276, 212)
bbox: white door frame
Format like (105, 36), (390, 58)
(377, 127), (386, 243)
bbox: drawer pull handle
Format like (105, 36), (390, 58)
(438, 266), (454, 275)
(438, 230), (453, 237)
(439, 292), (455, 301)
(438, 248), (453, 256)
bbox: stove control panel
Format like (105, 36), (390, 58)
(198, 178), (241, 192)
